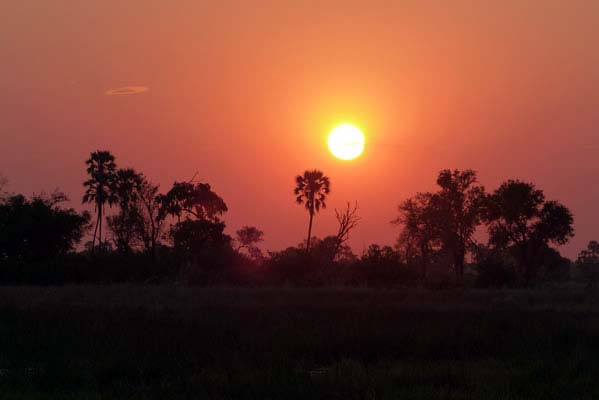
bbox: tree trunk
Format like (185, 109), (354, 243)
(150, 232), (157, 262)
(98, 205), (103, 251)
(420, 245), (428, 286)
(422, 260), (427, 286)
(306, 211), (314, 252)
(455, 252), (464, 286)
(91, 212), (100, 253)
(522, 242), (539, 287)
(150, 213), (157, 261)
(453, 239), (466, 286)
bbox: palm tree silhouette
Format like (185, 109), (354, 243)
(294, 169), (331, 252)
(83, 150), (117, 252)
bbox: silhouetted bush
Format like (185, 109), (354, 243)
(539, 245), (571, 282)
(345, 245), (417, 287)
(0, 192), (90, 284)
(474, 250), (518, 288)
(576, 241), (599, 287)
(169, 219), (235, 284)
(264, 247), (324, 286)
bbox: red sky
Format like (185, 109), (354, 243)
(1, 0), (599, 257)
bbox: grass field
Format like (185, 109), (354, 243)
(2, 285), (599, 399)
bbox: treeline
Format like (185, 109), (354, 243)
(0, 151), (598, 287)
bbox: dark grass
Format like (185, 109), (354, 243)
(2, 286), (599, 399)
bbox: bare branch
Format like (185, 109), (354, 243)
(333, 202), (360, 258)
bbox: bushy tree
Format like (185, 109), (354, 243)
(159, 182), (227, 222)
(393, 170), (485, 285)
(264, 246), (311, 285)
(171, 220), (234, 283)
(472, 244), (518, 288)
(350, 245), (414, 287)
(538, 244), (571, 282)
(576, 241), (599, 287)
(0, 192), (90, 261)
(107, 168), (145, 254)
(435, 169), (486, 283)
(308, 236), (356, 265)
(394, 193), (443, 284)
(264, 235), (354, 286)
(484, 180), (574, 285)
(161, 180), (231, 281)
(171, 219), (230, 257)
(235, 226), (264, 260)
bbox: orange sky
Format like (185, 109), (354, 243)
(1, 0), (599, 257)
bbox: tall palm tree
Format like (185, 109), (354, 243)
(82, 150), (117, 252)
(294, 169), (331, 251)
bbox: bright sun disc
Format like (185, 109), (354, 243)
(328, 124), (365, 160)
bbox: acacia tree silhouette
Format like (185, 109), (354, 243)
(294, 170), (330, 252)
(82, 151), (117, 252)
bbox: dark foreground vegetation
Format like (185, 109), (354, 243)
(2, 286), (599, 399)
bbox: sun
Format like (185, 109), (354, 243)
(328, 124), (365, 160)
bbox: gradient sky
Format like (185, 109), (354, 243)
(1, 0), (599, 257)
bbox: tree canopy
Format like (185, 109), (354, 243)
(0, 192), (90, 261)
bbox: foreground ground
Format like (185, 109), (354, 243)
(1, 285), (599, 399)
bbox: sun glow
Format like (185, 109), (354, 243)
(327, 124), (365, 160)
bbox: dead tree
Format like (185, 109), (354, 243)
(332, 202), (360, 260)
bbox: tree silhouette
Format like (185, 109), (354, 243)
(394, 193), (443, 284)
(107, 168), (145, 254)
(160, 181), (230, 275)
(170, 218), (233, 284)
(294, 170), (330, 251)
(576, 241), (599, 287)
(171, 219), (229, 257)
(0, 191), (90, 261)
(0, 174), (8, 193)
(159, 182), (228, 222)
(484, 180), (574, 285)
(235, 226), (264, 260)
(82, 151), (117, 252)
(356, 244), (406, 287)
(0, 173), (7, 199)
(332, 202), (360, 261)
(134, 179), (163, 258)
(435, 169), (486, 284)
